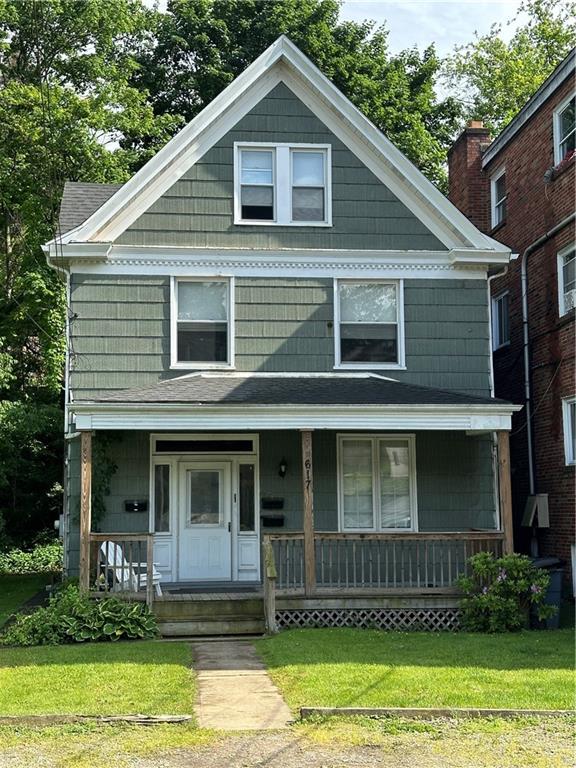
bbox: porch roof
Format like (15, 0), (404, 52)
(71, 374), (522, 432)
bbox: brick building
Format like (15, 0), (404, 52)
(448, 50), (575, 589)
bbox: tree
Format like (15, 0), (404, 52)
(132, 0), (461, 188)
(444, 0), (576, 134)
(0, 0), (178, 541)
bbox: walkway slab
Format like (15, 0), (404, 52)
(192, 640), (292, 730)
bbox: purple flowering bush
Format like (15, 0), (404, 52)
(457, 552), (556, 632)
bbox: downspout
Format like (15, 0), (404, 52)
(521, 212), (576, 497)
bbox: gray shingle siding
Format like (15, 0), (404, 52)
(115, 83), (445, 251)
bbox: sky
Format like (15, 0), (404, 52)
(340, 0), (525, 56)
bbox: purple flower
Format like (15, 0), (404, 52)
(496, 569), (507, 582)
(530, 584), (541, 594)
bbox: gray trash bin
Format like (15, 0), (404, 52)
(530, 557), (564, 630)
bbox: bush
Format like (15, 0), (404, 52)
(0, 540), (62, 574)
(458, 552), (557, 632)
(0, 584), (158, 646)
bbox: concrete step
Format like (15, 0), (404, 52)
(158, 617), (266, 637)
(154, 597), (264, 621)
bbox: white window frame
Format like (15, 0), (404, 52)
(337, 434), (418, 533)
(557, 242), (576, 316)
(562, 396), (576, 466)
(553, 91), (576, 165)
(491, 290), (510, 350)
(170, 276), (235, 370)
(234, 142), (332, 226)
(334, 278), (406, 370)
(490, 166), (507, 229)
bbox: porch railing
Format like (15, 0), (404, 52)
(89, 533), (154, 607)
(266, 531), (505, 592)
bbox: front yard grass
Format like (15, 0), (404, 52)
(256, 628), (575, 711)
(0, 574), (48, 627)
(0, 640), (194, 716)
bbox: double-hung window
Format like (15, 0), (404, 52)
(553, 93), (576, 165)
(335, 279), (404, 368)
(235, 143), (331, 225)
(492, 291), (510, 350)
(338, 435), (417, 531)
(558, 243), (576, 316)
(562, 396), (576, 466)
(490, 167), (507, 228)
(171, 278), (233, 368)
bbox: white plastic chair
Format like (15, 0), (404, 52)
(100, 541), (163, 597)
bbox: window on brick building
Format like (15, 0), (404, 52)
(553, 93), (576, 165)
(491, 291), (510, 350)
(558, 243), (576, 316)
(562, 396), (576, 466)
(490, 168), (507, 228)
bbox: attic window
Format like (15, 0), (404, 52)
(235, 143), (331, 226)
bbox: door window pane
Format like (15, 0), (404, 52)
(187, 470), (221, 526)
(342, 440), (374, 529)
(379, 443), (411, 529)
(154, 464), (170, 532)
(239, 464), (255, 532)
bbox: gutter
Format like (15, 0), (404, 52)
(521, 211), (576, 495)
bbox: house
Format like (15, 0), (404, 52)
(447, 49), (575, 591)
(44, 37), (519, 635)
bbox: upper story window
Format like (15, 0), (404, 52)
(558, 243), (576, 316)
(553, 93), (576, 165)
(335, 279), (405, 369)
(490, 167), (507, 228)
(492, 291), (510, 350)
(562, 396), (576, 466)
(171, 278), (233, 368)
(234, 143), (331, 226)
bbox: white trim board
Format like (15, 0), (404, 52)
(44, 36), (510, 257)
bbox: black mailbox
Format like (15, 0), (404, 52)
(124, 500), (148, 513)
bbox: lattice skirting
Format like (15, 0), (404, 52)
(275, 608), (461, 631)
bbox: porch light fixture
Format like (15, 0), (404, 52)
(278, 458), (288, 478)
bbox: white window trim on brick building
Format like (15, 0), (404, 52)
(562, 395), (576, 466)
(490, 166), (507, 229)
(557, 242), (576, 316)
(491, 290), (510, 350)
(553, 91), (576, 165)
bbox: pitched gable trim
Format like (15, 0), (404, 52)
(48, 36), (509, 255)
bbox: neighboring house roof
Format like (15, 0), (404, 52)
(482, 48), (576, 168)
(46, 36), (509, 256)
(58, 182), (121, 236)
(81, 373), (509, 407)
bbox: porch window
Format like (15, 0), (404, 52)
(239, 463), (256, 532)
(154, 464), (170, 532)
(335, 280), (404, 368)
(172, 278), (232, 367)
(338, 435), (416, 531)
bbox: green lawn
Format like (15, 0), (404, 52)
(0, 574), (48, 627)
(256, 628), (575, 711)
(0, 641), (194, 715)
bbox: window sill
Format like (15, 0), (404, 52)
(334, 364), (407, 371)
(557, 308), (575, 328)
(493, 341), (510, 353)
(169, 363), (236, 371)
(233, 219), (332, 227)
(490, 220), (507, 236)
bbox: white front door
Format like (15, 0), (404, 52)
(178, 461), (232, 581)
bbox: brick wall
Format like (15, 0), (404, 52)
(449, 74), (576, 589)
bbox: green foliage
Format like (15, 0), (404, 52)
(444, 0), (576, 133)
(90, 433), (119, 526)
(457, 552), (556, 633)
(133, 0), (461, 188)
(0, 540), (62, 574)
(0, 583), (158, 646)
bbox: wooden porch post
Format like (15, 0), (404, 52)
(79, 430), (93, 592)
(301, 429), (315, 596)
(498, 430), (514, 554)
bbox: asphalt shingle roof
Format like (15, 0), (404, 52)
(58, 181), (121, 236)
(83, 375), (510, 407)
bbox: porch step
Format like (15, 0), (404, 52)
(153, 596), (265, 637)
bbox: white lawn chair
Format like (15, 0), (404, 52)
(100, 541), (163, 597)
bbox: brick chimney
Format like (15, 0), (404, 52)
(448, 121), (492, 233)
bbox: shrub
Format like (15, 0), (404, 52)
(457, 552), (557, 632)
(0, 584), (158, 646)
(0, 540), (63, 574)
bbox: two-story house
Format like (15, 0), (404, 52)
(448, 49), (575, 592)
(44, 37), (518, 636)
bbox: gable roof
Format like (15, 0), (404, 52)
(58, 182), (121, 236)
(47, 36), (509, 255)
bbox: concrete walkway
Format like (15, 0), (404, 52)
(192, 640), (293, 730)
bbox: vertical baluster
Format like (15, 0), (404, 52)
(360, 540), (365, 588)
(128, 541), (134, 592)
(352, 541), (357, 588)
(431, 541), (436, 588)
(368, 540), (373, 587)
(408, 542), (413, 588)
(300, 536), (304, 588)
(385, 540), (389, 588)
(440, 544), (445, 588)
(448, 543), (453, 586)
(392, 540), (397, 588)
(416, 541), (421, 589)
(328, 538), (333, 588)
(376, 540), (381, 588)
(320, 538), (324, 587)
(424, 540), (429, 588)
